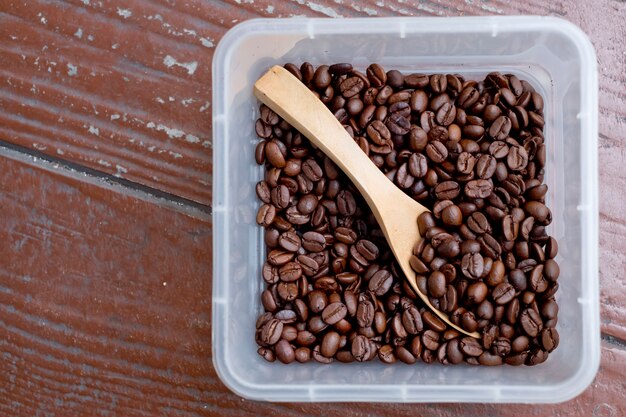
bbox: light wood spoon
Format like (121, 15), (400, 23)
(254, 65), (480, 339)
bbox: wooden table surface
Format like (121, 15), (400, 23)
(1, 0), (624, 416)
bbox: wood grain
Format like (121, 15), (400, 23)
(0, 0), (625, 416)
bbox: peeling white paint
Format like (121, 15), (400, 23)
(200, 37), (214, 48)
(266, 5), (274, 13)
(67, 63), (78, 76)
(202, 140), (212, 149)
(81, 0), (90, 5)
(111, 43), (119, 49)
(74, 28), (83, 39)
(163, 55), (198, 75)
(115, 164), (128, 175)
(168, 96), (175, 102)
(88, 125), (99, 136)
(33, 143), (47, 150)
(56, 149), (65, 155)
(199, 102), (210, 112)
(37, 13), (47, 25)
(117, 8), (132, 18)
(181, 98), (195, 106)
(169, 152), (183, 159)
(155, 97), (165, 104)
(98, 159), (111, 167)
(9, 35), (17, 40)
(87, 34), (94, 41)
(480, 3), (503, 13)
(183, 29), (197, 36)
(148, 146), (156, 152)
(234, 0), (255, 3)
(185, 134), (199, 144)
(110, 114), (120, 120)
(302, 1), (343, 18)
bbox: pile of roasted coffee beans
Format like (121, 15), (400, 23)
(253, 62), (559, 366)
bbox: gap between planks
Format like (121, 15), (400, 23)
(0, 139), (211, 222)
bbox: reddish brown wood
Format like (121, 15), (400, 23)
(0, 0), (624, 416)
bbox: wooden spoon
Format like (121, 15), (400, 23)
(254, 65), (480, 339)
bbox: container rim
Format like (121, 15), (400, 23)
(212, 15), (599, 403)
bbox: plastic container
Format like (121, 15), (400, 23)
(212, 16), (599, 403)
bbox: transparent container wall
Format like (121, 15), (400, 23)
(212, 17), (598, 402)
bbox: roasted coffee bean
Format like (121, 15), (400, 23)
(337, 190), (357, 216)
(322, 302), (347, 325)
(488, 115), (512, 140)
(520, 308), (543, 337)
(275, 339), (295, 363)
(476, 155), (497, 179)
(352, 335), (372, 362)
(434, 181), (460, 200)
(423, 311), (447, 332)
(441, 204), (463, 226)
(461, 253), (484, 279)
(541, 327), (559, 352)
(279, 262), (302, 282)
(459, 337), (483, 356)
(492, 283), (515, 305)
(369, 269), (393, 296)
(465, 179), (493, 198)
(478, 351), (503, 366)
(302, 231), (326, 252)
(529, 265), (548, 293)
(426, 141), (449, 163)
(378, 344), (396, 363)
(339, 76), (365, 98)
(544, 259), (560, 282)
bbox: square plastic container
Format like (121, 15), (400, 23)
(212, 16), (599, 403)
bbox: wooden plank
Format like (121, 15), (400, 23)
(0, 0), (216, 204)
(0, 151), (215, 416)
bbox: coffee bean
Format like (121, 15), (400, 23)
(476, 155), (497, 179)
(387, 113), (411, 135)
(279, 261), (302, 282)
(492, 283), (515, 305)
(395, 345), (417, 364)
(378, 344), (396, 363)
(434, 181), (460, 200)
(520, 308), (543, 337)
(339, 76), (365, 98)
(478, 351), (503, 366)
(541, 327), (559, 352)
(351, 335), (372, 362)
(441, 204), (463, 226)
(457, 86), (479, 109)
(275, 339), (295, 363)
(368, 269), (393, 296)
(430, 74), (447, 93)
(426, 141), (448, 163)
(302, 231), (326, 252)
(465, 179), (493, 198)
(544, 259), (560, 282)
(461, 253), (484, 279)
(436, 102), (457, 126)
(422, 311), (447, 332)
(336, 190), (357, 216)
(459, 337), (483, 356)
